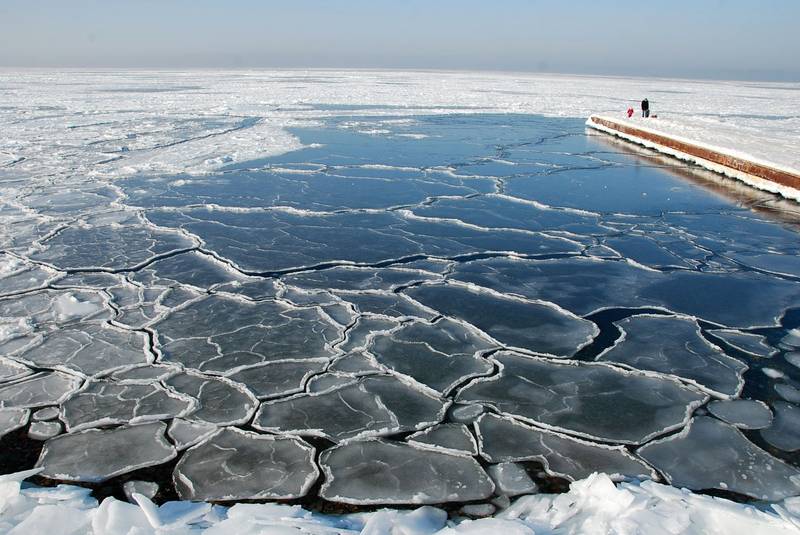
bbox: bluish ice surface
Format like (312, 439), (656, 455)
(4, 112), (800, 505)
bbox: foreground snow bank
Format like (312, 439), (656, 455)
(2, 470), (800, 535)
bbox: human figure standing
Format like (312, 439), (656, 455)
(641, 98), (650, 118)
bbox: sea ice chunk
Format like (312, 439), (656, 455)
(155, 294), (340, 372)
(639, 416), (800, 501)
(226, 358), (327, 399)
(407, 423), (478, 455)
(460, 503), (497, 517)
(284, 265), (439, 292)
(30, 217), (196, 271)
(165, 371), (257, 426)
(475, 413), (655, 481)
(0, 372), (82, 409)
(109, 364), (179, 383)
(458, 351), (706, 444)
(450, 256), (800, 328)
(305, 372), (359, 392)
(408, 194), (607, 236)
(319, 439), (494, 504)
(60, 380), (195, 431)
(167, 418), (218, 451)
(336, 315), (398, 353)
(366, 318), (494, 394)
(173, 427), (318, 501)
(760, 401), (800, 452)
(0, 408), (29, 438)
(31, 406), (59, 421)
(254, 375), (448, 442)
(775, 383), (800, 403)
(487, 463), (538, 496)
(0, 291), (109, 340)
(786, 352), (800, 369)
(707, 399), (772, 429)
(0, 358), (32, 382)
(708, 329), (777, 358)
(28, 420), (62, 440)
(597, 315), (746, 397)
(405, 283), (597, 357)
(123, 480), (159, 502)
(130, 250), (248, 290)
(448, 403), (486, 424)
(328, 351), (383, 375)
(35, 422), (177, 482)
(12, 323), (150, 377)
(335, 290), (438, 320)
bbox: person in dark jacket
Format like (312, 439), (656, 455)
(641, 98), (650, 118)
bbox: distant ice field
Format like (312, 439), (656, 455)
(2, 70), (800, 532)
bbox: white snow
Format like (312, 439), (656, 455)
(53, 293), (104, 322)
(0, 69), (797, 183)
(2, 470), (800, 534)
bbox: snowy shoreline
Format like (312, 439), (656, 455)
(4, 469), (800, 534)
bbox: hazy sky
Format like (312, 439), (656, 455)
(0, 0), (797, 81)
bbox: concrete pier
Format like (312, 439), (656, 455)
(587, 115), (800, 202)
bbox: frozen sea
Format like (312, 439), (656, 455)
(3, 70), (800, 533)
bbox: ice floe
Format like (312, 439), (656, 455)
(164, 372), (257, 426)
(0, 408), (29, 439)
(173, 427), (318, 501)
(708, 329), (778, 358)
(154, 294), (340, 372)
(35, 422), (177, 482)
(639, 416), (800, 501)
(0, 372), (82, 409)
(319, 439), (494, 504)
(707, 399), (773, 429)
(254, 375), (448, 442)
(475, 413), (655, 481)
(458, 351), (706, 444)
(597, 314), (747, 397)
(486, 463), (538, 497)
(407, 423), (479, 456)
(365, 318), (495, 394)
(405, 283), (598, 357)
(60, 380), (195, 431)
(760, 401), (800, 452)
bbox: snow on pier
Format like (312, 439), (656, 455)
(587, 115), (800, 201)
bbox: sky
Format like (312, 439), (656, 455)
(0, 0), (798, 81)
